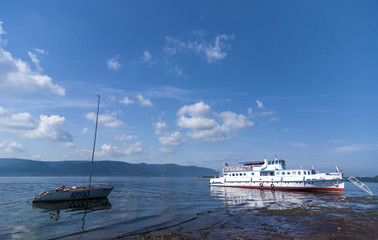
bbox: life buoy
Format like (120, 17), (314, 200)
(259, 183), (263, 188)
(271, 184), (274, 188)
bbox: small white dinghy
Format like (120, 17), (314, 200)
(33, 96), (114, 202)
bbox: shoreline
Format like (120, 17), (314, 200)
(118, 196), (378, 240)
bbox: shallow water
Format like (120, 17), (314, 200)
(0, 177), (376, 239)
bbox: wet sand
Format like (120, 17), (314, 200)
(118, 196), (377, 240)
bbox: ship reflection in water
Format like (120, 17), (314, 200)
(210, 186), (345, 210)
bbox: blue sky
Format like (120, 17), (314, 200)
(0, 0), (377, 176)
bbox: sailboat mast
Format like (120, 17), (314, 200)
(89, 95), (100, 186)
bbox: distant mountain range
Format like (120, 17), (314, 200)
(356, 176), (378, 183)
(0, 158), (217, 177)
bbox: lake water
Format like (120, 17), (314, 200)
(0, 177), (377, 239)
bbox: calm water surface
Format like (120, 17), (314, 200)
(0, 177), (376, 239)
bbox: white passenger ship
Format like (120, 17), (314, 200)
(210, 156), (344, 192)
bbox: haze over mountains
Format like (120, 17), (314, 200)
(0, 158), (217, 177)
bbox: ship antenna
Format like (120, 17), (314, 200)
(89, 95), (100, 187)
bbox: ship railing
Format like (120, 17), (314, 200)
(348, 176), (373, 196)
(223, 166), (252, 172)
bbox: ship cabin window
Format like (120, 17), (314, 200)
(303, 171), (306, 175)
(261, 171), (275, 176)
(292, 171), (296, 175)
(282, 172), (286, 175)
(243, 173), (246, 176)
(251, 173), (255, 176)
(236, 173), (239, 176)
(276, 172), (280, 176)
(298, 171), (301, 175)
(232, 173), (235, 176)
(307, 171), (311, 175)
(287, 172), (291, 175)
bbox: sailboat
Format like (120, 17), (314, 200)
(33, 95), (114, 202)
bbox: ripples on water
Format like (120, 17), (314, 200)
(0, 177), (376, 239)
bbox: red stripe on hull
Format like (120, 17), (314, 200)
(212, 185), (344, 192)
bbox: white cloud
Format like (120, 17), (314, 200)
(158, 147), (174, 153)
(25, 114), (72, 142)
(177, 102), (253, 142)
(154, 121), (184, 152)
(63, 148), (92, 160)
(146, 86), (190, 100)
(137, 94), (153, 107)
(142, 50), (152, 62)
(114, 134), (137, 141)
(219, 111), (254, 133)
(0, 22), (65, 96)
(34, 48), (46, 54)
(177, 116), (217, 130)
(81, 127), (88, 135)
(0, 48), (65, 96)
(0, 106), (72, 142)
(154, 121), (168, 135)
(328, 143), (378, 154)
(0, 106), (37, 131)
(177, 101), (211, 117)
(186, 127), (224, 142)
(202, 34), (234, 63)
(85, 111), (124, 128)
(120, 96), (134, 105)
(28, 51), (42, 72)
(96, 142), (143, 159)
(164, 36), (187, 55)
(164, 32), (234, 63)
(159, 131), (184, 146)
(252, 101), (279, 122)
(259, 111), (275, 117)
(256, 100), (264, 109)
(141, 50), (156, 65)
(64, 141), (143, 160)
(174, 65), (183, 76)
(106, 55), (121, 70)
(0, 139), (24, 153)
(0, 21), (7, 45)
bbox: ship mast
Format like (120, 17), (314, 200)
(89, 95), (100, 187)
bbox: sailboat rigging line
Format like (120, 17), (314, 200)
(89, 95), (100, 187)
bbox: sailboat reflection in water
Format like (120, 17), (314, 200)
(32, 95), (114, 202)
(33, 198), (112, 234)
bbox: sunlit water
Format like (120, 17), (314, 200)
(0, 177), (376, 239)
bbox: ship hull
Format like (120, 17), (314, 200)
(210, 179), (344, 192)
(32, 186), (114, 202)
